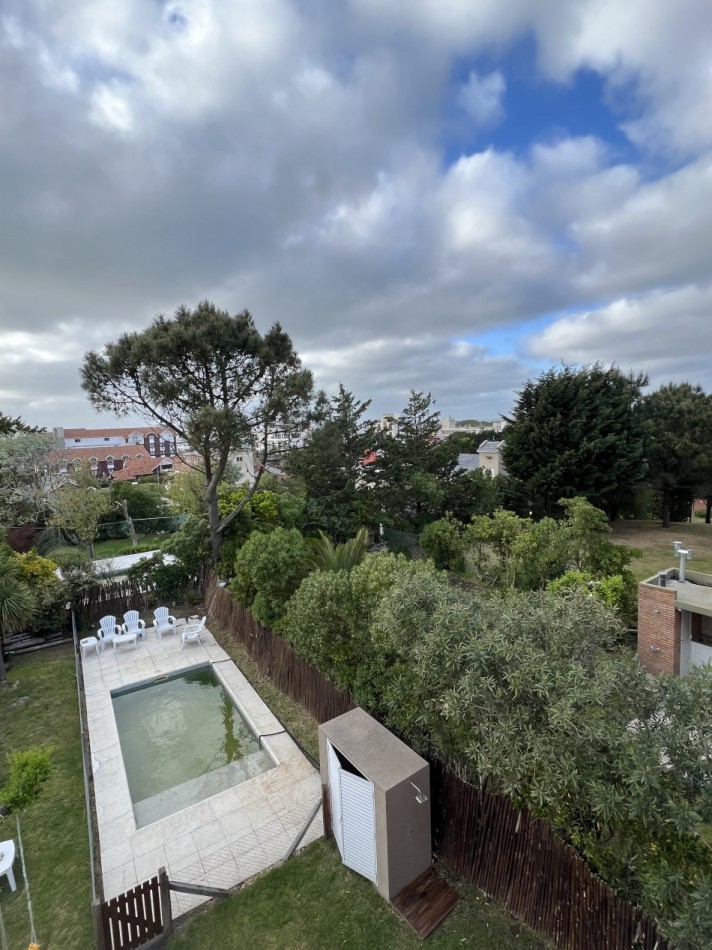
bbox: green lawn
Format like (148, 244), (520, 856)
(169, 838), (551, 950)
(92, 534), (165, 559)
(0, 646), (93, 950)
(611, 518), (712, 580)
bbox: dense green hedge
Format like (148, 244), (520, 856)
(275, 551), (712, 948)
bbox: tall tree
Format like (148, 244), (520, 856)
(49, 463), (113, 558)
(642, 382), (712, 527)
(0, 431), (58, 531)
(81, 302), (313, 560)
(0, 411), (42, 435)
(370, 391), (465, 530)
(503, 364), (648, 518)
(285, 385), (377, 539)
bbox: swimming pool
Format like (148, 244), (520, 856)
(112, 665), (275, 827)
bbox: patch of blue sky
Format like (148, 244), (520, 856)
(455, 304), (605, 362)
(441, 34), (638, 167)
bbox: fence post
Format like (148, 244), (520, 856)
(159, 866), (172, 937)
(92, 898), (106, 950)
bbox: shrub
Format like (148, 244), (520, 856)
(231, 528), (309, 627)
(127, 553), (192, 603)
(162, 515), (211, 573)
(13, 550), (69, 634)
(111, 541), (163, 557)
(0, 746), (53, 812)
(547, 569), (638, 628)
(420, 514), (466, 570)
(46, 547), (90, 570)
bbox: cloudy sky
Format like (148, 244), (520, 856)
(3, 1), (712, 429)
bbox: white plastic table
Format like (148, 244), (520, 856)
(112, 632), (138, 651)
(0, 839), (16, 892)
(80, 636), (99, 659)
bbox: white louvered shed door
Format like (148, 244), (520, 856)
(327, 741), (344, 856)
(339, 769), (377, 883)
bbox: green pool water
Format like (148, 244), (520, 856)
(112, 665), (274, 827)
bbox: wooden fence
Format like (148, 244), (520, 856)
(430, 763), (669, 950)
(203, 571), (672, 950)
(205, 574), (354, 725)
(97, 869), (170, 950)
(76, 568), (206, 632)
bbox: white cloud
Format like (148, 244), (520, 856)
(2, 1), (712, 427)
(526, 284), (712, 388)
(457, 69), (506, 126)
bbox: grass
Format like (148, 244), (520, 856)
(0, 646), (93, 950)
(92, 534), (165, 559)
(611, 518), (712, 580)
(169, 838), (552, 950)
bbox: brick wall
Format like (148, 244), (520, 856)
(637, 582), (680, 676)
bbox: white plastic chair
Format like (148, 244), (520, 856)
(96, 615), (121, 650)
(122, 610), (146, 638)
(153, 607), (177, 641)
(0, 838), (17, 892)
(181, 616), (206, 649)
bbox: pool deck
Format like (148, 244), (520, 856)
(82, 619), (323, 917)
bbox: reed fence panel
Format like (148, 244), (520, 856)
(204, 573), (354, 724)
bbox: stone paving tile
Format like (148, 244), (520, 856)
(84, 622), (323, 920)
(133, 845), (168, 883)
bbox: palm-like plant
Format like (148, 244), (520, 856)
(306, 528), (370, 573)
(0, 545), (37, 684)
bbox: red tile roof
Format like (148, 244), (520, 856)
(62, 426), (175, 438)
(111, 457), (174, 481)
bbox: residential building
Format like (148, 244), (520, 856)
(477, 439), (506, 477)
(638, 563), (712, 676)
(438, 416), (504, 439)
(51, 425), (179, 479)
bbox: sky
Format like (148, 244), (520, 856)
(2, 0), (712, 429)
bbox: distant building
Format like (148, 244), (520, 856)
(377, 414), (399, 438)
(477, 440), (506, 477)
(439, 416), (504, 439)
(51, 425), (180, 479)
(454, 442), (506, 476)
(456, 453), (480, 472)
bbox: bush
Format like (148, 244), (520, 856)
(111, 541), (164, 557)
(45, 547), (90, 570)
(420, 514), (466, 570)
(13, 550), (69, 634)
(547, 569), (638, 628)
(127, 553), (193, 603)
(162, 516), (211, 573)
(231, 528), (309, 627)
(0, 746), (53, 812)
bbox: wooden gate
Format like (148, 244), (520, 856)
(97, 869), (170, 950)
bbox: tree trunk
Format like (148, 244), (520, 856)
(120, 499), (137, 547)
(207, 487), (222, 563)
(706, 496), (711, 525)
(661, 485), (671, 528)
